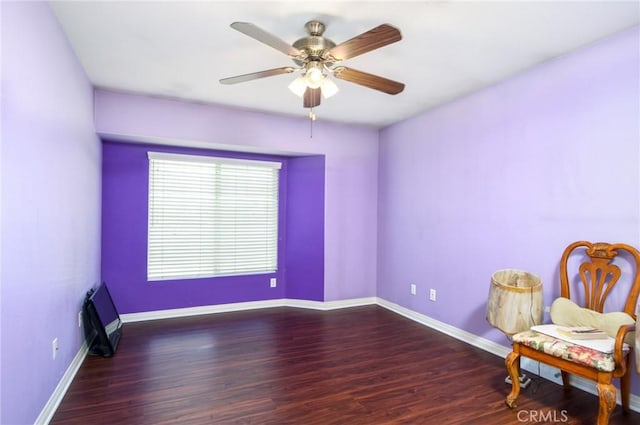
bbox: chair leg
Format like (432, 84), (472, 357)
(505, 351), (521, 408)
(561, 371), (571, 391)
(620, 371), (631, 413)
(596, 382), (616, 425)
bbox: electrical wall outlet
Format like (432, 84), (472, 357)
(78, 311), (83, 328)
(52, 338), (59, 360)
(270, 277), (277, 288)
(410, 284), (416, 295)
(429, 289), (437, 302)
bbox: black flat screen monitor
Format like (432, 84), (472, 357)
(83, 282), (122, 357)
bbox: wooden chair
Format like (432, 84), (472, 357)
(505, 241), (640, 425)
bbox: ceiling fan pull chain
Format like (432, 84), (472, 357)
(309, 108), (316, 138)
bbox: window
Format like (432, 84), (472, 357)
(147, 151), (281, 281)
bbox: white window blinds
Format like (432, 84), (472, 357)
(147, 152), (281, 281)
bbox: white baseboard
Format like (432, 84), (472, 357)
(374, 297), (640, 413)
(375, 298), (511, 358)
(39, 296), (639, 424)
(35, 342), (89, 425)
(119, 297), (378, 323)
(119, 299), (285, 322)
(286, 297), (378, 310)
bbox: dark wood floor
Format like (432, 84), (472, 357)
(51, 306), (639, 425)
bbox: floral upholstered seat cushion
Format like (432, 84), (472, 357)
(512, 330), (617, 372)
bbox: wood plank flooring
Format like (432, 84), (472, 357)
(51, 306), (640, 424)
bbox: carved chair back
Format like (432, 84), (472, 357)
(559, 241), (640, 319)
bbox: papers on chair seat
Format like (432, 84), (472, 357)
(531, 324), (629, 354)
(556, 326), (608, 340)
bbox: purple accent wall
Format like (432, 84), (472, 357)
(378, 26), (640, 395)
(1, 3), (101, 424)
(285, 156), (326, 301)
(102, 141), (325, 312)
(94, 90), (379, 302)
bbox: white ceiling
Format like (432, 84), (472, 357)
(50, 1), (639, 128)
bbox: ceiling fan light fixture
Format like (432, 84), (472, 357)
(321, 77), (339, 99)
(305, 63), (325, 89)
(288, 75), (307, 97)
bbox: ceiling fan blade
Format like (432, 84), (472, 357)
(333, 66), (404, 95)
(328, 24), (401, 61)
(220, 67), (295, 85)
(303, 87), (321, 108)
(231, 22), (302, 57)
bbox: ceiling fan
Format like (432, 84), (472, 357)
(219, 20), (405, 113)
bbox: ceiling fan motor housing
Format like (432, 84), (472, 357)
(292, 20), (336, 66)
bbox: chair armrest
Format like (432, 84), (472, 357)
(613, 323), (635, 369)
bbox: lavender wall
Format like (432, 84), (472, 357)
(378, 26), (640, 395)
(1, 3), (101, 424)
(102, 141), (325, 312)
(95, 90), (379, 303)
